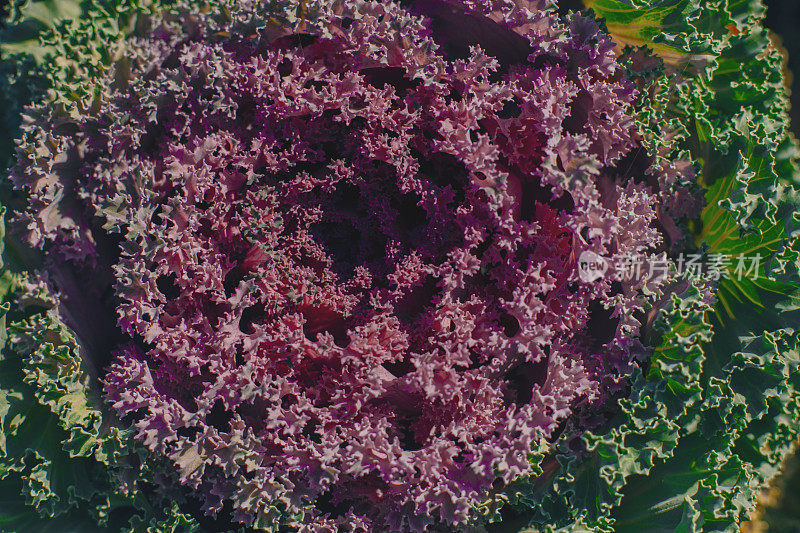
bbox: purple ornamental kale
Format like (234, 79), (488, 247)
(11, 0), (686, 529)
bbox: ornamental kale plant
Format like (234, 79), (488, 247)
(0, 0), (799, 532)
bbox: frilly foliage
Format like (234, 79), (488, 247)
(0, 0), (799, 531)
(8, 0), (678, 528)
(0, 218), (205, 531)
(0, 1), (204, 531)
(492, 0), (800, 531)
